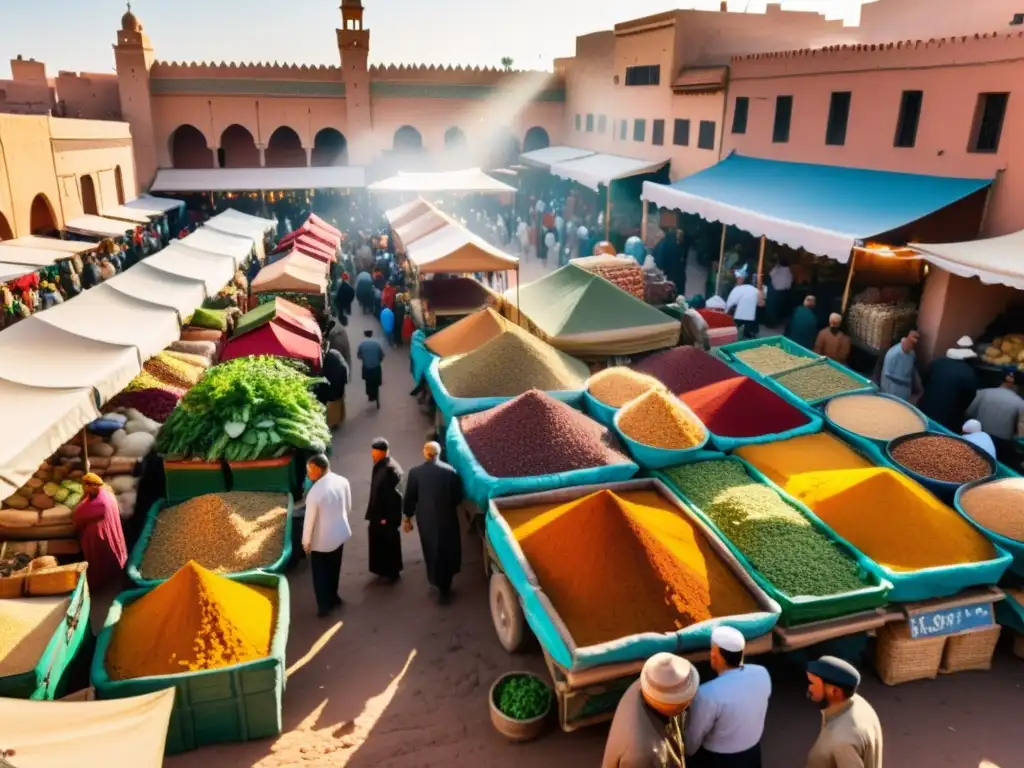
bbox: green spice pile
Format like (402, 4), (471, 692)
(663, 461), (867, 597)
(735, 345), (813, 375)
(495, 674), (551, 720)
(774, 362), (866, 402)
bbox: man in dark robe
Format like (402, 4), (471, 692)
(403, 441), (463, 604)
(366, 438), (404, 584)
(785, 295), (819, 350)
(335, 275), (355, 317)
(918, 337), (979, 431)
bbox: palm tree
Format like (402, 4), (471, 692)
(500, 56), (514, 72)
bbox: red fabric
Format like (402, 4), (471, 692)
(221, 321), (322, 371)
(697, 309), (735, 329)
(381, 285), (396, 310)
(273, 235), (334, 262)
(298, 221), (340, 248)
(308, 213), (342, 238)
(274, 297), (321, 340)
(681, 376), (809, 437)
(402, 315), (415, 342)
(12, 273), (39, 292)
(542, 212), (555, 230)
(73, 488), (127, 591)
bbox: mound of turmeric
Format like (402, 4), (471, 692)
(106, 561), (277, 680)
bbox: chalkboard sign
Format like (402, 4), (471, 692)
(909, 603), (994, 639)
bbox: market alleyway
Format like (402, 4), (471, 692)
(167, 270), (1024, 768)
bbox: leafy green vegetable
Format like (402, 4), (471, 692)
(495, 675), (550, 721)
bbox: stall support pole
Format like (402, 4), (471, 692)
(841, 250), (857, 313)
(713, 222), (727, 297)
(516, 265), (521, 326)
(756, 235), (766, 289)
(640, 198), (648, 245)
(604, 186), (612, 242)
(80, 428), (90, 474)
(208, 190), (215, 211)
(259, 190), (267, 218)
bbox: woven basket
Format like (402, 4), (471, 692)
(874, 621), (945, 685)
(1013, 633), (1024, 660)
(25, 561), (87, 597)
(940, 626), (1002, 673)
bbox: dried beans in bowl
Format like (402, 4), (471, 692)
(888, 434), (993, 485)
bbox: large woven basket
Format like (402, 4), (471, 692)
(874, 621), (945, 686)
(0, 572), (27, 599)
(26, 561), (87, 597)
(940, 626), (1002, 674)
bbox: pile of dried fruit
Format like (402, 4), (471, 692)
(773, 362), (867, 402)
(632, 347), (740, 394)
(825, 394), (925, 441)
(735, 345), (813, 375)
(959, 479), (1024, 541)
(587, 367), (666, 408)
(617, 390), (705, 449)
(890, 434), (992, 484)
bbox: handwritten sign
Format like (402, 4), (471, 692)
(908, 603), (994, 639)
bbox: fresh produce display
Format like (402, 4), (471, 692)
(459, 390), (629, 478)
(825, 394), (925, 440)
(617, 390), (705, 449)
(106, 561), (277, 680)
(425, 307), (508, 357)
(681, 377), (809, 438)
(104, 388), (181, 423)
(495, 675), (552, 721)
(156, 356), (330, 460)
(632, 347), (739, 394)
(587, 367), (665, 408)
(189, 307), (229, 331)
(773, 362), (866, 402)
(663, 461), (867, 596)
(139, 492), (289, 579)
(959, 479), (1024, 541)
(0, 596), (70, 676)
(123, 370), (185, 398)
(501, 489), (757, 646)
(890, 435), (992, 484)
(981, 333), (1024, 368)
(144, 352), (205, 390)
(734, 346), (813, 376)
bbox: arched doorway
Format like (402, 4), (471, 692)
(114, 166), (126, 204)
(393, 125), (423, 152)
(219, 124), (260, 168)
(523, 126), (550, 153)
(0, 211), (13, 240)
(29, 194), (57, 235)
(311, 128), (348, 166)
(80, 175), (98, 216)
(169, 124), (213, 169)
(444, 126), (467, 150)
(265, 126), (305, 168)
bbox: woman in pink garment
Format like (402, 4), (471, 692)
(73, 473), (127, 591)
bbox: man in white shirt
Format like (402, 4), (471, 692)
(685, 626), (771, 767)
(962, 419), (997, 459)
(726, 270), (763, 340)
(303, 454), (353, 618)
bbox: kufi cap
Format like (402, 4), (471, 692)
(711, 625), (745, 653)
(963, 419), (982, 434)
(371, 437), (389, 451)
(807, 655), (861, 689)
(947, 347), (977, 360)
(957, 336), (974, 348)
(640, 653), (699, 706)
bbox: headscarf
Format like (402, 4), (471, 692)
(82, 472), (104, 486)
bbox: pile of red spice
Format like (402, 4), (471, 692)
(681, 377), (810, 437)
(697, 309), (735, 330)
(632, 347), (741, 394)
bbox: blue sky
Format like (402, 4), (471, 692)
(0, 0), (867, 77)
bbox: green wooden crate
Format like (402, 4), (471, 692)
(227, 455), (295, 493)
(163, 459), (229, 504)
(91, 572), (289, 755)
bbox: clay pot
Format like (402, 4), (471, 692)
(488, 672), (551, 743)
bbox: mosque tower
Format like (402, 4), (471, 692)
(113, 2), (158, 188)
(338, 0), (372, 163)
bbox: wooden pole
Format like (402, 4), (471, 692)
(713, 222), (727, 296)
(640, 198), (649, 245)
(80, 428), (90, 474)
(756, 235), (766, 289)
(604, 186), (612, 243)
(841, 250), (857, 312)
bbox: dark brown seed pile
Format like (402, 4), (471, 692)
(460, 389), (630, 478)
(890, 435), (992, 484)
(632, 347), (741, 394)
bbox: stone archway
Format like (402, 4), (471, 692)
(0, 210), (13, 240)
(114, 165), (126, 205)
(444, 126), (467, 150)
(265, 126), (306, 168)
(393, 125), (423, 152)
(30, 193), (57, 235)
(80, 175), (98, 215)
(523, 126), (550, 153)
(219, 124), (260, 168)
(170, 124), (213, 169)
(312, 128), (348, 166)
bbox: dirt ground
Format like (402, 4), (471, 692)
(167, 278), (1024, 768)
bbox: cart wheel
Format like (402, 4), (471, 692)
(490, 572), (527, 653)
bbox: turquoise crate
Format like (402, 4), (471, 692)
(91, 572), (289, 755)
(718, 335), (823, 374)
(955, 478), (1024, 577)
(654, 456), (892, 626)
(227, 455), (295, 493)
(582, 390), (618, 427)
(163, 459), (229, 504)
(409, 330), (438, 386)
(769, 359), (877, 406)
(0, 573), (91, 700)
(612, 398), (716, 470)
(126, 494), (294, 588)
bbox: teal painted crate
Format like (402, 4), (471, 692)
(768, 359), (877, 406)
(955, 479), (1024, 577)
(718, 335), (823, 376)
(126, 494), (294, 588)
(0, 572), (91, 700)
(227, 455), (295, 493)
(91, 572), (289, 755)
(163, 459), (229, 504)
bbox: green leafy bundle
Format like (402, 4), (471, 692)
(156, 356), (330, 461)
(495, 675), (550, 721)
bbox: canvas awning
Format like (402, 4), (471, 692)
(307, 213), (341, 237)
(34, 283), (181, 360)
(367, 168), (515, 194)
(179, 227), (254, 266)
(1, 236), (96, 256)
(406, 224), (519, 274)
(385, 198), (432, 229)
(278, 221), (339, 250)
(393, 207), (449, 251)
(125, 194), (185, 214)
(64, 215), (134, 239)
(213, 208), (278, 233)
(519, 146), (595, 169)
(0, 243), (73, 267)
(234, 297), (322, 343)
(0, 319), (141, 402)
(205, 215), (268, 260)
(0, 380), (100, 501)
(150, 166), (367, 192)
(272, 236), (335, 263)
(252, 252), (328, 294)
(550, 153), (670, 191)
(222, 321), (322, 371)
(102, 205), (158, 224)
(0, 262), (35, 281)
(103, 261), (207, 318)
(910, 230), (1024, 290)
(643, 153), (993, 264)
(144, 241), (237, 296)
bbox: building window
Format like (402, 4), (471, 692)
(893, 90), (923, 148)
(673, 119), (690, 146)
(772, 96), (793, 143)
(586, 113), (594, 132)
(732, 97), (749, 134)
(625, 65), (660, 86)
(969, 92), (1009, 153)
(652, 119), (665, 146)
(697, 120), (715, 150)
(620, 119), (628, 140)
(574, 114), (581, 131)
(598, 114), (607, 133)
(826, 91), (852, 146)
(633, 119), (646, 142)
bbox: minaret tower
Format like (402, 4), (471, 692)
(338, 0), (372, 164)
(113, 2), (158, 188)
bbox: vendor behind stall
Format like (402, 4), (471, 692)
(73, 473), (127, 591)
(918, 337), (979, 431)
(786, 296), (818, 351)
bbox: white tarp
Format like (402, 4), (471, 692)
(368, 168), (515, 194)
(0, 242), (79, 267)
(144, 241), (237, 296)
(1, 236), (96, 255)
(393, 208), (449, 250)
(180, 227), (254, 266)
(550, 154), (669, 191)
(385, 198), (432, 228)
(213, 208), (277, 233)
(0, 261), (36, 281)
(150, 166), (367, 192)
(252, 252), (328, 294)
(407, 224), (519, 274)
(206, 213), (269, 260)
(0, 689), (174, 768)
(126, 194), (184, 214)
(102, 205), (156, 224)
(0, 380), (100, 501)
(519, 145), (595, 169)
(911, 230), (1024, 290)
(34, 283), (181, 361)
(0, 319), (141, 402)
(103, 261), (207, 319)
(63, 215), (134, 238)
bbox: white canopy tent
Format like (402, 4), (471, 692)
(393, 208), (450, 251)
(125, 194), (186, 214)
(0, 320), (141, 403)
(213, 208), (277, 233)
(102, 205), (156, 224)
(406, 224), (519, 274)
(368, 168), (515, 195)
(0, 241), (86, 267)
(251, 252), (328, 294)
(179, 227), (254, 267)
(103, 261), (207, 319)
(63, 215), (134, 239)
(205, 212), (271, 260)
(549, 153), (670, 191)
(144, 242), (237, 296)
(0, 262), (35, 281)
(1, 236), (96, 255)
(150, 166), (367, 192)
(0, 380), (100, 501)
(519, 145), (595, 169)
(911, 230), (1024, 290)
(34, 283), (182, 361)
(385, 198), (433, 229)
